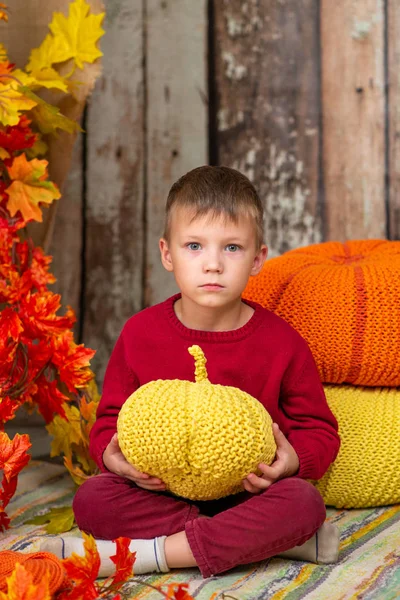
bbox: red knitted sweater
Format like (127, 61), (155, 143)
(90, 294), (340, 480)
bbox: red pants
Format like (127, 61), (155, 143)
(73, 473), (326, 578)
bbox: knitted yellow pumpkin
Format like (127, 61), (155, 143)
(244, 240), (400, 387)
(117, 345), (276, 500)
(315, 385), (400, 508)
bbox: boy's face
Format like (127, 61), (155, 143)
(159, 207), (267, 311)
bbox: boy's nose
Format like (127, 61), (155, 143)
(203, 253), (223, 273)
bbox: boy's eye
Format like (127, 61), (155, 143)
(226, 244), (240, 252)
(187, 243), (201, 251)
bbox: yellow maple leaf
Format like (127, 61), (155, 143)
(49, 0), (105, 70)
(15, 65), (68, 93)
(0, 83), (37, 126)
(5, 154), (61, 222)
(26, 33), (65, 73)
(64, 455), (91, 486)
(31, 67), (68, 92)
(26, 506), (75, 534)
(0, 43), (8, 61)
(26, 138), (48, 159)
(22, 87), (82, 135)
(0, 148), (10, 159)
(47, 403), (82, 459)
(0, 563), (51, 600)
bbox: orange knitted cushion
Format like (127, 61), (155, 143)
(243, 240), (400, 386)
(0, 550), (66, 593)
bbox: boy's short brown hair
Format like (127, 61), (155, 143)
(163, 165), (264, 248)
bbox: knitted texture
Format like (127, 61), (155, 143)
(314, 385), (400, 508)
(243, 239), (400, 386)
(117, 345), (276, 500)
(0, 550), (66, 593)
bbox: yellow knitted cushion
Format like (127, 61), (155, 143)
(314, 385), (400, 508)
(117, 345), (276, 501)
(244, 240), (400, 386)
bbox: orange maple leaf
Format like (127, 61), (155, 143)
(0, 432), (31, 482)
(0, 563), (51, 600)
(53, 332), (95, 392)
(0, 3), (8, 23)
(5, 154), (61, 222)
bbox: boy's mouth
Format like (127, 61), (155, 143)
(200, 283), (224, 290)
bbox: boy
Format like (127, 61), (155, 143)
(44, 166), (340, 578)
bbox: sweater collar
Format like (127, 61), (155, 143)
(164, 293), (263, 342)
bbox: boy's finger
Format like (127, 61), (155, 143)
(138, 481), (166, 491)
(243, 479), (260, 494)
(245, 473), (272, 489)
(272, 423), (288, 447)
(257, 462), (281, 478)
(125, 466), (150, 479)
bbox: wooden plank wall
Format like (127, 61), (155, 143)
(321, 0), (386, 240)
(83, 0), (146, 382)
(214, 0), (323, 256)
(2, 1), (400, 403)
(388, 0), (400, 239)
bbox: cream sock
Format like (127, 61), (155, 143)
(277, 521), (340, 564)
(39, 535), (169, 577)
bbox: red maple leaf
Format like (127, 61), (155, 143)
(0, 432), (31, 531)
(0, 115), (37, 153)
(109, 537), (135, 584)
(165, 583), (195, 600)
(60, 532), (100, 600)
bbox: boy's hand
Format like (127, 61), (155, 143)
(103, 433), (166, 492)
(243, 423), (300, 494)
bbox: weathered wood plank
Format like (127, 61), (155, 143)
(83, 0), (145, 383)
(145, 0), (208, 305)
(321, 0), (386, 240)
(213, 0), (322, 256)
(49, 132), (83, 332)
(388, 0), (400, 240)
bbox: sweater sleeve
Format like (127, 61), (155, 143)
(279, 342), (340, 480)
(89, 325), (139, 471)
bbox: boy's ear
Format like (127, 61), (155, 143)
(159, 238), (174, 272)
(250, 244), (268, 276)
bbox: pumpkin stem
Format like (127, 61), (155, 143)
(188, 345), (209, 383)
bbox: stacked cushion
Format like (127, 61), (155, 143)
(315, 385), (400, 508)
(244, 240), (400, 387)
(244, 239), (400, 508)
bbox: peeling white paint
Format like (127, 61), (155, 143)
(227, 16), (243, 37)
(217, 108), (245, 132)
(263, 144), (321, 255)
(217, 108), (229, 132)
(223, 52), (248, 80)
(352, 19), (372, 40)
(251, 15), (262, 30)
(232, 140), (261, 183)
(305, 127), (318, 136)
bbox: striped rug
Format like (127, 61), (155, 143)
(1, 461), (399, 599)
